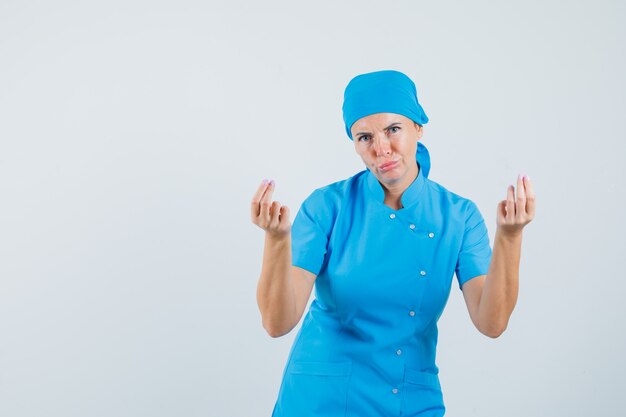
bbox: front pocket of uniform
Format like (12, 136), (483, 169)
(402, 367), (445, 416)
(280, 360), (352, 417)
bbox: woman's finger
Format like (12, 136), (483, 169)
(260, 180), (275, 225)
(516, 174), (526, 220)
(497, 200), (507, 224)
(505, 184), (515, 219)
(261, 180), (275, 205)
(279, 205), (290, 227)
(251, 179), (270, 219)
(269, 201), (281, 228)
(523, 176), (535, 219)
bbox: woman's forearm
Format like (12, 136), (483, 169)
(477, 229), (522, 337)
(256, 233), (297, 337)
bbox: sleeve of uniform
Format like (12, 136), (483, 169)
(290, 189), (334, 276)
(455, 200), (493, 290)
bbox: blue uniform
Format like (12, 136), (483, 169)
(271, 144), (492, 417)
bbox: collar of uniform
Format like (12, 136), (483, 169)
(365, 162), (426, 208)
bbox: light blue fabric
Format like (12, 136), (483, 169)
(342, 69), (429, 140)
(270, 150), (492, 417)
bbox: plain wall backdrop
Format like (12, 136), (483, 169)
(1, 0), (624, 416)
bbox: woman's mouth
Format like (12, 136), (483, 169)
(379, 160), (398, 171)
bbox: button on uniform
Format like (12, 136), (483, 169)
(429, 232), (435, 238)
(420, 270), (427, 276)
(396, 349), (402, 356)
(409, 310), (415, 317)
(389, 213), (396, 219)
(409, 224), (415, 230)
(391, 388), (399, 394)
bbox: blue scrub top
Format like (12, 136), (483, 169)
(271, 144), (492, 417)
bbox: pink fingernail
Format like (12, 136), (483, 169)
(269, 179), (275, 186)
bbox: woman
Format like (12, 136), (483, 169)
(252, 70), (535, 417)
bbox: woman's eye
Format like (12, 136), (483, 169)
(358, 136), (370, 142)
(390, 126), (400, 133)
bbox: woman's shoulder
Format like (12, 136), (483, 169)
(424, 176), (479, 212)
(305, 170), (367, 203)
(294, 171), (365, 232)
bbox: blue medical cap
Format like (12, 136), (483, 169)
(342, 69), (429, 140)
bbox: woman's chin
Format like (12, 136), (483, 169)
(376, 171), (402, 184)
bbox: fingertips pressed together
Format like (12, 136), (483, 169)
(251, 179), (274, 218)
(250, 179), (290, 237)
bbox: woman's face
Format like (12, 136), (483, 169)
(351, 112), (423, 187)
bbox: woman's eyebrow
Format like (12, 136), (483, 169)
(354, 122), (402, 136)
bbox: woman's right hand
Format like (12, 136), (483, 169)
(251, 179), (291, 238)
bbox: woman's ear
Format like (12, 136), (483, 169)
(415, 123), (423, 140)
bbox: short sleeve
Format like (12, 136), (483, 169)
(455, 200), (492, 290)
(291, 189), (334, 276)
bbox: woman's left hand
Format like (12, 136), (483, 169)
(496, 174), (536, 237)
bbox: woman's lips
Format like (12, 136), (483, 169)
(379, 160), (398, 171)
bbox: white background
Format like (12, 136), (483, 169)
(1, 1), (624, 416)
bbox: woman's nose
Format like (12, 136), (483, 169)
(372, 135), (391, 156)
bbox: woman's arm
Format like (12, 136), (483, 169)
(462, 174), (535, 338)
(251, 179), (316, 337)
(256, 234), (296, 336)
(256, 234), (316, 337)
(462, 231), (522, 338)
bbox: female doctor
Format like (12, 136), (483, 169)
(252, 70), (535, 417)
